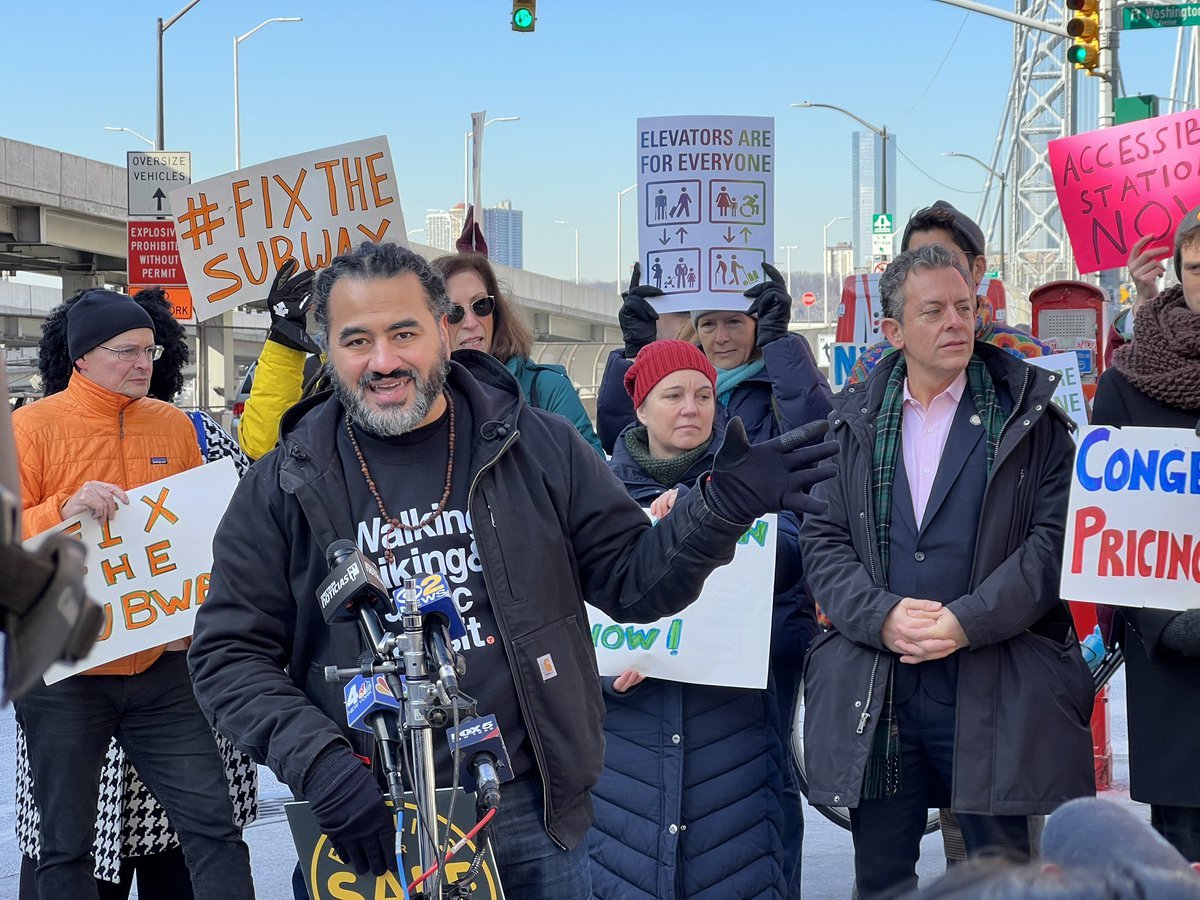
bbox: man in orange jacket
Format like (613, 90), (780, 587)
(12, 289), (255, 900)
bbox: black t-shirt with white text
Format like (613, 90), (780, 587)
(337, 388), (534, 785)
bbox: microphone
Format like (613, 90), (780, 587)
(408, 573), (466, 699)
(319, 539), (394, 656)
(777, 417), (831, 452)
(343, 673), (405, 808)
(447, 714), (512, 810)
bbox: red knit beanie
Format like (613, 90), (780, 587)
(624, 340), (717, 408)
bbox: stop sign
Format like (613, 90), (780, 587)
(801, 291), (817, 307)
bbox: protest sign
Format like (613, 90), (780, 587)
(587, 514), (777, 689)
(1029, 351), (1089, 429)
(30, 460), (238, 682)
(169, 136), (406, 322)
(1061, 425), (1200, 610)
(636, 116), (774, 314)
(287, 793), (504, 900)
(1048, 108), (1200, 274)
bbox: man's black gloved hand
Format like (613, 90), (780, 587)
(1161, 609), (1200, 656)
(304, 749), (396, 877)
(704, 418), (838, 522)
(743, 262), (792, 349)
(620, 262), (663, 358)
(266, 258), (319, 355)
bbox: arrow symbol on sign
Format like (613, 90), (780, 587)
(675, 227), (688, 243)
(723, 227), (736, 244)
(658, 228), (670, 246)
(152, 188), (166, 212)
(740, 227), (753, 243)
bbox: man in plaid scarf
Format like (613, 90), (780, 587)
(800, 245), (1093, 898)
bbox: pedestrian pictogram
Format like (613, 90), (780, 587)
(637, 115), (775, 313)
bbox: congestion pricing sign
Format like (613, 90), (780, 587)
(127, 150), (191, 218)
(636, 115), (774, 314)
(1123, 4), (1200, 29)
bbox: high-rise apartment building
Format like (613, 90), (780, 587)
(850, 130), (898, 270)
(826, 241), (855, 288)
(484, 200), (524, 269)
(424, 204), (467, 253)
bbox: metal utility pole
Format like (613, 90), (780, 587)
(155, 1), (203, 151)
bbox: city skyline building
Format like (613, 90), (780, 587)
(484, 200), (524, 269)
(425, 204), (468, 253)
(850, 130), (898, 270)
(826, 240), (855, 287)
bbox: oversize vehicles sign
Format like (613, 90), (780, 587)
(1062, 426), (1200, 610)
(28, 460), (238, 682)
(127, 150), (191, 217)
(587, 514), (777, 689)
(1048, 108), (1200, 274)
(636, 115), (774, 315)
(169, 136), (406, 322)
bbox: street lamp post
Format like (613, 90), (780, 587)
(793, 101), (890, 217)
(822, 215), (850, 328)
(463, 117), (520, 213)
(554, 221), (580, 284)
(104, 126), (155, 148)
(777, 244), (798, 297)
(617, 183), (636, 288)
(944, 151), (1007, 281)
(234, 17), (302, 169)
(156, 1), (204, 151)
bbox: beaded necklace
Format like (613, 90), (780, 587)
(343, 389), (455, 567)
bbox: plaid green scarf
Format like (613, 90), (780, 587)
(863, 353), (1006, 799)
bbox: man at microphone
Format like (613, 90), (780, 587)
(189, 241), (837, 898)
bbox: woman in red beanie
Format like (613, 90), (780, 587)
(589, 339), (805, 899)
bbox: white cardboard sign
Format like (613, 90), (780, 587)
(169, 136), (406, 322)
(587, 514), (777, 689)
(29, 460), (239, 682)
(1029, 351), (1089, 429)
(1062, 425), (1200, 610)
(636, 116), (775, 315)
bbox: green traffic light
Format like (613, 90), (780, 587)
(513, 8), (533, 28)
(1068, 45), (1086, 64)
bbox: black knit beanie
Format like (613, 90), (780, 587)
(67, 290), (156, 360)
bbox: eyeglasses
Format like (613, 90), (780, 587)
(446, 295), (497, 325)
(97, 344), (165, 362)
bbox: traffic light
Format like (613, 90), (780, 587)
(1066, 0), (1100, 73)
(511, 0), (536, 32)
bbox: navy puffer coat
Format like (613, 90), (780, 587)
(589, 417), (797, 899)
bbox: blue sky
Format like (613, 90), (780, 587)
(4, 1), (1186, 283)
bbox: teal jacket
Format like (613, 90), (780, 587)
(505, 356), (603, 454)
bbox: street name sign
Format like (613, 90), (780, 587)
(1123, 4), (1200, 29)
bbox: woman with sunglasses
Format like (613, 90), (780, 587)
(433, 253), (603, 453)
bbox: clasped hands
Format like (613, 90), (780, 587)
(881, 597), (969, 664)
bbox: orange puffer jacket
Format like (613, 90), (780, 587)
(13, 372), (203, 675)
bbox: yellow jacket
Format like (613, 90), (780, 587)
(238, 339), (309, 460)
(14, 372), (202, 675)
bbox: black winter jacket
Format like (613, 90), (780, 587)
(800, 341), (1095, 814)
(188, 351), (749, 848)
(1092, 363), (1200, 807)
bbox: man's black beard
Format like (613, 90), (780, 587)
(333, 348), (449, 437)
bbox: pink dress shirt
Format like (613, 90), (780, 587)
(902, 371), (968, 527)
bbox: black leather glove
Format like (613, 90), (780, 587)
(304, 748), (395, 877)
(619, 263), (663, 358)
(266, 258), (319, 355)
(705, 418), (838, 521)
(743, 262), (792, 349)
